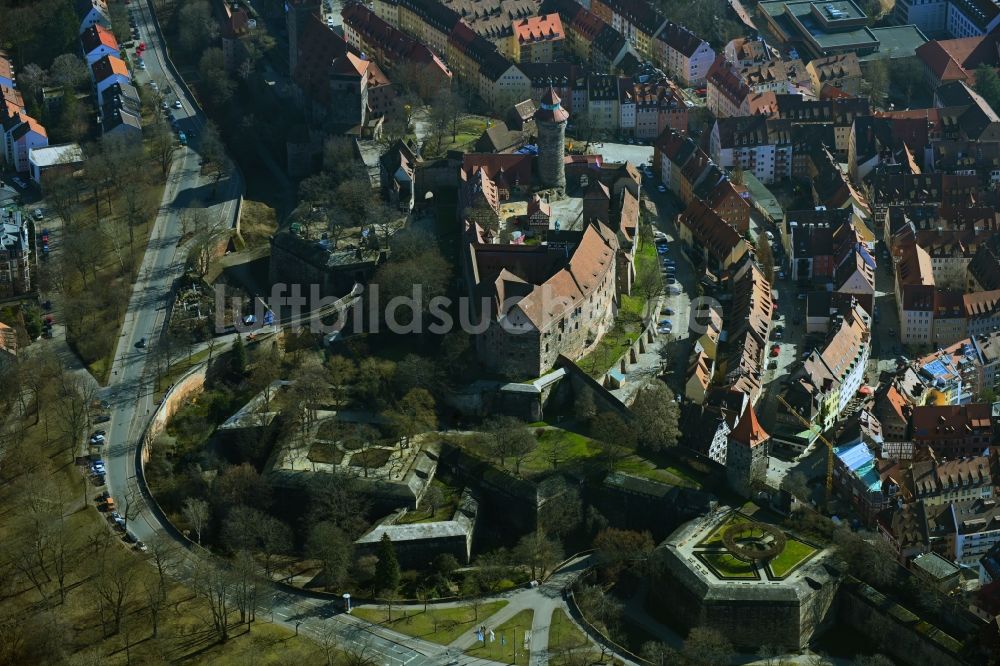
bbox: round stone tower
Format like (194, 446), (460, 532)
(534, 87), (569, 190)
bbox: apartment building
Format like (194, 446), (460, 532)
(904, 456), (992, 506)
(706, 55), (751, 118)
(780, 303), (871, 445)
(511, 13), (565, 62)
(651, 21), (715, 86)
(0, 209), (30, 297)
(805, 53), (862, 95)
(910, 402), (994, 457)
(709, 115), (793, 185)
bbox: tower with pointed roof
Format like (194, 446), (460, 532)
(726, 401), (770, 497)
(287, 0), (322, 73)
(534, 86), (568, 190)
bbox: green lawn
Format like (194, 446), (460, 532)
(614, 455), (703, 488)
(548, 608), (590, 652)
(769, 538), (818, 578)
(622, 237), (661, 318)
(702, 552), (757, 578)
(424, 115), (490, 157)
(352, 601), (508, 645)
(578, 233), (663, 377)
(395, 479), (460, 525)
(578, 322), (640, 378)
(464, 609), (533, 664)
(519, 427), (603, 474)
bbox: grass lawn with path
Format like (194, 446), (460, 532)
(464, 609), (533, 664)
(353, 601), (508, 645)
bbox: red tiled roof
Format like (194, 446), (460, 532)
(730, 400), (768, 447)
(81, 23), (118, 54)
(514, 13), (564, 43)
(0, 51), (13, 82)
(91, 54), (129, 83)
(915, 36), (997, 83)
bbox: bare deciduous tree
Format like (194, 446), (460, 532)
(182, 497), (210, 545)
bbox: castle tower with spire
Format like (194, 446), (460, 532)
(726, 401), (771, 498)
(534, 86), (568, 190)
(287, 0), (322, 73)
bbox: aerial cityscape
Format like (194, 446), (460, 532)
(2, 0), (1000, 664)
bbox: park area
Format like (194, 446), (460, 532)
(695, 512), (819, 581)
(352, 600), (508, 645)
(443, 423), (704, 489)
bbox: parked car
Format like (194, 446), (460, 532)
(768, 359), (778, 369)
(657, 185), (666, 193)
(91, 460), (106, 474)
(11, 175), (27, 188)
(135, 338), (146, 348)
(666, 277), (678, 286)
(90, 433), (105, 445)
(770, 345), (781, 357)
(661, 307), (674, 315)
(173, 99), (182, 109)
(93, 414), (111, 423)
(134, 541), (148, 552)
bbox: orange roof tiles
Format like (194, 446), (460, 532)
(730, 401), (768, 448)
(514, 13), (564, 43)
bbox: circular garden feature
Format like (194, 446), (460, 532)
(721, 521), (787, 563)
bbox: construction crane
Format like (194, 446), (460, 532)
(776, 394), (835, 506)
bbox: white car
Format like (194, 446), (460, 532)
(657, 185), (666, 193)
(173, 99), (182, 109)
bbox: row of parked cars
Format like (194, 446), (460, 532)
(91, 458), (148, 552)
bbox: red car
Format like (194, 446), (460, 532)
(769, 344), (780, 357)
(140, 42), (146, 51)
